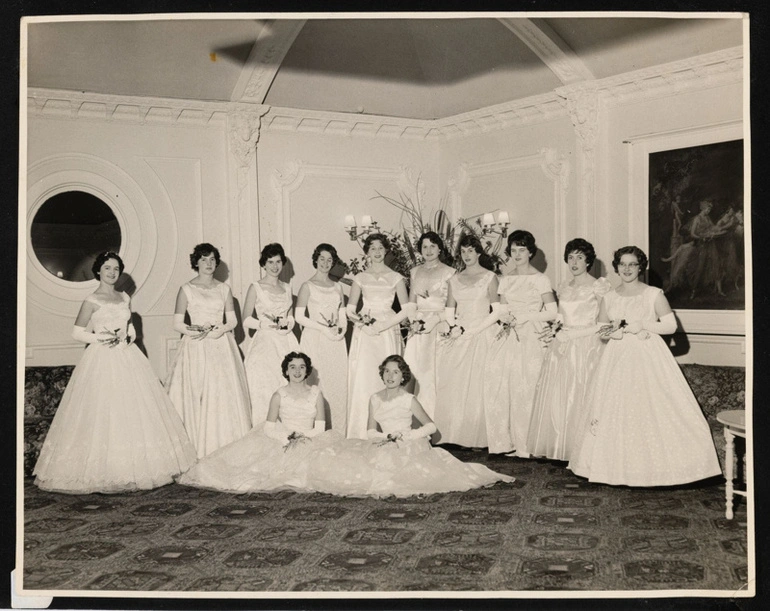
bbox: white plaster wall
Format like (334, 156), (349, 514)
(25, 114), (232, 378)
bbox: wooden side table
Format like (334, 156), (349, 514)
(716, 410), (746, 519)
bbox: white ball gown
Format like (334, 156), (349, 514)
(177, 385), (342, 493)
(487, 272), (553, 456)
(34, 293), (197, 493)
(568, 285), (722, 486)
(243, 281), (300, 425)
(298, 281), (348, 432)
(527, 277), (610, 460)
(403, 265), (455, 419)
(309, 392), (515, 497)
(434, 270), (507, 450)
(165, 282), (252, 458)
(346, 270), (404, 439)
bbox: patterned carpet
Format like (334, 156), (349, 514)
(22, 450), (749, 595)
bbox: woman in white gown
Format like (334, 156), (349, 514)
(568, 246), (722, 486)
(434, 234), (505, 450)
(527, 238), (610, 461)
(403, 232), (455, 421)
(295, 243), (348, 432)
(345, 233), (410, 439)
(309, 356), (514, 497)
(242, 243), (300, 425)
(178, 352), (341, 493)
(34, 252), (196, 493)
(490, 230), (558, 457)
(166, 243), (252, 458)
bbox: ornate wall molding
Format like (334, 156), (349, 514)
(269, 161), (405, 256)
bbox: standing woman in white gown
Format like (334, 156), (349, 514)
(295, 243), (349, 432)
(166, 243), (252, 458)
(527, 238), (610, 461)
(35, 252), (197, 493)
(490, 230), (557, 457)
(568, 246), (721, 486)
(403, 231), (455, 421)
(345, 233), (411, 439)
(242, 243), (300, 425)
(435, 234), (505, 450)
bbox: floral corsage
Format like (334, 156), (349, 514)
(495, 311), (519, 341)
(598, 319), (626, 340)
(265, 314), (290, 330)
(101, 327), (126, 347)
(319, 312), (338, 328)
(376, 432), (403, 447)
(352, 312), (377, 329)
(284, 431), (309, 452)
(404, 319), (426, 340)
(439, 323), (465, 346)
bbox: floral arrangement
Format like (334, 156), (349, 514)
(284, 431), (309, 452)
(439, 323), (465, 346)
(495, 312), (519, 342)
(319, 312), (338, 328)
(264, 314), (290, 330)
(403, 319), (426, 340)
(376, 432), (404, 446)
(100, 327), (128, 347)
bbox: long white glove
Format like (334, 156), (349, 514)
(367, 429), (387, 440)
(373, 302), (416, 333)
(173, 313), (197, 337)
(126, 322), (136, 344)
(556, 323), (602, 342)
(294, 306), (327, 332)
(443, 306), (457, 327)
(345, 303), (358, 320)
(243, 315), (261, 331)
(305, 421), (326, 438)
(641, 313), (677, 335)
(264, 421), (290, 444)
(71, 325), (116, 345)
(337, 306), (348, 332)
(466, 302), (504, 336)
(513, 301), (559, 323)
(404, 422), (438, 440)
(209, 310), (237, 339)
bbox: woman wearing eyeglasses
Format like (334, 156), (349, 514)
(567, 246), (721, 487)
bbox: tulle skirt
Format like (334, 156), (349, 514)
(166, 333), (252, 458)
(34, 343), (197, 494)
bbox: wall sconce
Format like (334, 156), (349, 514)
(481, 211), (511, 237)
(344, 215), (380, 241)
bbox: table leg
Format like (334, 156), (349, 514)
(724, 427), (735, 520)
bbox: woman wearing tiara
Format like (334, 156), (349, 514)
(403, 231), (455, 422)
(34, 252), (196, 493)
(527, 238), (610, 461)
(166, 243), (252, 458)
(345, 233), (411, 439)
(295, 243), (348, 432)
(434, 233), (505, 451)
(568, 246), (721, 486)
(488, 230), (557, 457)
(242, 242), (300, 425)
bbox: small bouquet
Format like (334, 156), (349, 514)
(404, 318), (426, 340)
(376, 432), (403, 447)
(439, 323), (465, 346)
(598, 319), (626, 340)
(187, 323), (215, 340)
(264, 313), (290, 330)
(319, 311), (338, 328)
(101, 327), (125, 348)
(284, 431), (309, 452)
(495, 311), (519, 342)
(352, 311), (377, 329)
(539, 319), (563, 347)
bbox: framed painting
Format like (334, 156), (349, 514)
(627, 121), (746, 336)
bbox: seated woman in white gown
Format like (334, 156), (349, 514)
(309, 355), (515, 498)
(34, 252), (197, 494)
(177, 352), (341, 493)
(568, 246), (722, 487)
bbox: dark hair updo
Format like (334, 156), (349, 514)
(281, 351), (312, 380)
(611, 245), (648, 274)
(378, 354), (412, 386)
(189, 243), (221, 270)
(92, 251), (125, 279)
(563, 238), (596, 271)
(259, 243), (287, 267)
(363, 233), (390, 254)
(505, 230), (537, 258)
(312, 243), (341, 269)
